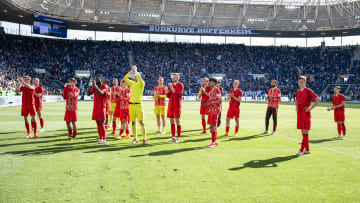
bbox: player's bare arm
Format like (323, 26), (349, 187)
(328, 101), (345, 111)
(18, 77), (34, 90)
(305, 97), (321, 112)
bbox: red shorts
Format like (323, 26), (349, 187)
(297, 118), (311, 130)
(35, 105), (42, 112)
(200, 104), (208, 115)
(64, 110), (78, 121)
(114, 109), (129, 121)
(92, 111), (106, 121)
(21, 105), (36, 116)
(334, 112), (345, 122)
(227, 108), (240, 119)
(167, 109), (181, 119)
(207, 114), (218, 126)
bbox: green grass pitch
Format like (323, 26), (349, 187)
(0, 101), (359, 202)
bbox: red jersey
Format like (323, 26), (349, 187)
(118, 88), (130, 110)
(154, 86), (167, 106)
(34, 86), (44, 108)
(105, 85), (111, 104)
(20, 85), (35, 107)
(229, 89), (242, 109)
(296, 88), (318, 116)
(201, 86), (212, 103)
(267, 87), (281, 108)
(207, 87), (222, 114)
(62, 86), (79, 111)
(91, 85), (107, 113)
(110, 86), (120, 103)
(167, 83), (184, 111)
(333, 94), (345, 113)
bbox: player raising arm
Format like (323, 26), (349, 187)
(223, 80), (242, 137)
(205, 78), (222, 147)
(62, 78), (80, 139)
(33, 78), (45, 132)
(295, 76), (320, 156)
(327, 86), (346, 139)
(87, 77), (108, 146)
(16, 76), (38, 138)
(167, 73), (184, 143)
(123, 65), (148, 145)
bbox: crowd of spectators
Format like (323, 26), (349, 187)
(0, 34), (359, 99)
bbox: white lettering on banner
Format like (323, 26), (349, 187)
(141, 25), (259, 36)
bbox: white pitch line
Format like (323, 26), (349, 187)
(246, 126), (360, 159)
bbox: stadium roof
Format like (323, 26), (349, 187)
(1, 0), (360, 37)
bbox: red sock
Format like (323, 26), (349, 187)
(235, 126), (239, 133)
(171, 124), (176, 138)
(211, 129), (217, 143)
(202, 119), (206, 131)
(226, 126), (229, 133)
(40, 117), (44, 128)
(73, 130), (77, 138)
(100, 122), (106, 140)
(273, 124), (277, 132)
(112, 121), (116, 132)
(177, 125), (181, 138)
(304, 134), (309, 151)
(337, 124), (342, 135)
(119, 129), (124, 136)
(300, 134), (306, 152)
(126, 129), (130, 136)
(342, 124), (346, 136)
(96, 122), (102, 140)
(68, 129), (73, 136)
(25, 122), (30, 135)
(31, 121), (37, 134)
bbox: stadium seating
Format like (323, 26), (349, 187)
(0, 34), (359, 99)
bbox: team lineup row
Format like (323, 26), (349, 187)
(15, 66), (346, 156)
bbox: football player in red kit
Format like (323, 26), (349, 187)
(87, 77), (108, 146)
(295, 76), (320, 156)
(205, 78), (222, 147)
(62, 78), (80, 139)
(223, 80), (242, 137)
(327, 86), (346, 139)
(263, 80), (281, 135)
(33, 78), (45, 132)
(110, 78), (121, 132)
(15, 76), (38, 138)
(104, 79), (111, 129)
(153, 77), (168, 134)
(114, 80), (131, 140)
(216, 80), (223, 128)
(167, 73), (184, 143)
(198, 77), (212, 134)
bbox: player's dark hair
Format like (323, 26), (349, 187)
(209, 77), (217, 83)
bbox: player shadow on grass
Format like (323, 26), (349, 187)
(309, 138), (338, 144)
(129, 146), (206, 157)
(228, 155), (297, 171)
(223, 134), (266, 142)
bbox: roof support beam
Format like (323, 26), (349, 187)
(238, 0), (249, 28)
(127, 0), (132, 22)
(189, 1), (199, 26)
(266, 0), (282, 30)
(208, 1), (216, 27)
(326, 0), (334, 29)
(159, 0), (167, 25)
(313, 0), (320, 30)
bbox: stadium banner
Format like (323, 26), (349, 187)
(139, 25), (260, 36)
(34, 68), (46, 73)
(75, 70), (91, 78)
